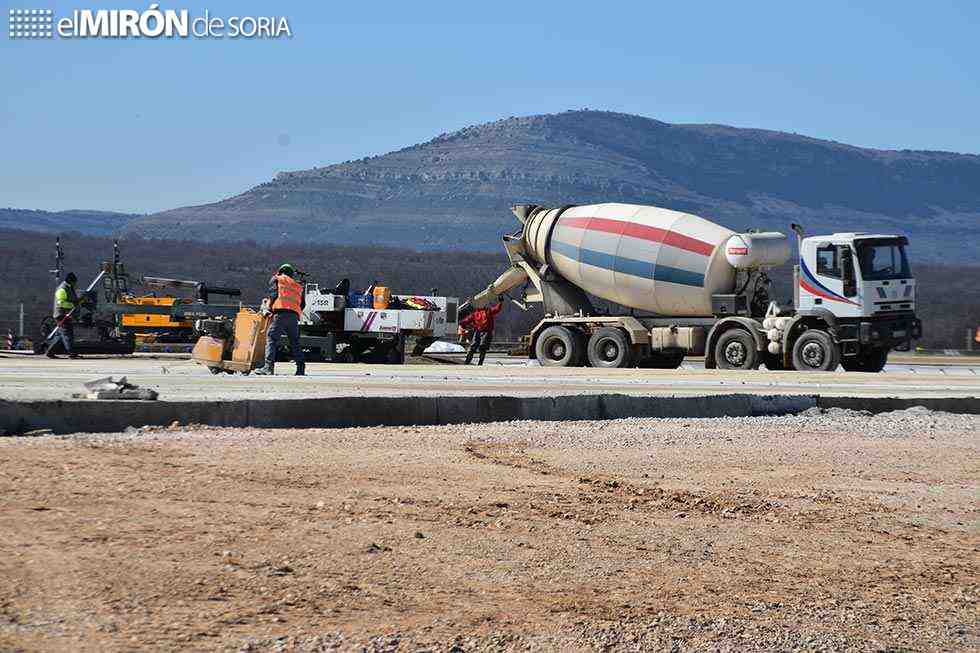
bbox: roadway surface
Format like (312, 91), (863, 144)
(0, 353), (977, 402)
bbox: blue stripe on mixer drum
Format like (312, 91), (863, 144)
(552, 240), (705, 287)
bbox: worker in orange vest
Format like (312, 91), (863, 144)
(459, 301), (503, 365)
(255, 264), (306, 376)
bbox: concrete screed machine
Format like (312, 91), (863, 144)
(467, 202), (921, 372)
(36, 238), (242, 356)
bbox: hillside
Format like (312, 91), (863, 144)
(124, 111), (980, 263)
(0, 208), (139, 236)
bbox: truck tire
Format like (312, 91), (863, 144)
(587, 327), (633, 368)
(338, 346), (358, 364)
(792, 330), (840, 372)
(841, 347), (888, 373)
(386, 343), (405, 365)
(535, 325), (582, 367)
(715, 329), (759, 370)
(637, 351), (685, 369)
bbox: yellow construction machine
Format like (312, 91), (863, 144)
(191, 307), (270, 374)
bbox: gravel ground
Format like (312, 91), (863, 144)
(1, 408), (977, 651)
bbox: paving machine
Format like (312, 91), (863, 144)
(36, 239), (245, 355)
(120, 276), (241, 343)
(36, 239), (137, 355)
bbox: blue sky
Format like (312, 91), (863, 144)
(1, 1), (977, 213)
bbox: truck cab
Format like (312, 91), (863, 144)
(793, 232), (921, 370)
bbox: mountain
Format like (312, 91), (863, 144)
(0, 208), (140, 236)
(125, 111), (980, 262)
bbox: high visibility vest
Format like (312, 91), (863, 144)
(53, 281), (76, 317)
(271, 274), (303, 316)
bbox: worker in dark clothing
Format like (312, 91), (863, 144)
(459, 300), (503, 366)
(255, 264), (306, 376)
(46, 272), (81, 359)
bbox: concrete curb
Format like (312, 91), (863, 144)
(817, 395), (980, 415)
(1, 394), (977, 436)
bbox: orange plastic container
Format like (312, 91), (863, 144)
(372, 286), (391, 309)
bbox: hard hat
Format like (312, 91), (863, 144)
(65, 272), (77, 284)
(278, 263), (296, 276)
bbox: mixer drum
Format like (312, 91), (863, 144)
(524, 203), (737, 316)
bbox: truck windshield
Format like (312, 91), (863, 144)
(856, 239), (911, 280)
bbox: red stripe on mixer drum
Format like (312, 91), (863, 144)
(561, 217), (715, 256)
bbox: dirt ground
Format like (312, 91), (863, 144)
(1, 409), (977, 652)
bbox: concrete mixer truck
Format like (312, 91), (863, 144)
(467, 203), (921, 372)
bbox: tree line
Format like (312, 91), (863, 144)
(0, 228), (975, 349)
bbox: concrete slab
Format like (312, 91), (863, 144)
(1, 355), (977, 435)
(0, 356), (978, 403)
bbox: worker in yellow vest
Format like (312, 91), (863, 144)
(46, 272), (81, 358)
(255, 264), (306, 376)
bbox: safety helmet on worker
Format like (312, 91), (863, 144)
(278, 264), (296, 278)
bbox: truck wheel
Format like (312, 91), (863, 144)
(792, 330), (840, 372)
(535, 326), (582, 367)
(715, 329), (759, 370)
(386, 344), (405, 365)
(587, 327), (633, 368)
(637, 351), (685, 369)
(337, 346), (358, 364)
(841, 347), (888, 373)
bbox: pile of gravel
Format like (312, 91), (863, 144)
(460, 406), (978, 450)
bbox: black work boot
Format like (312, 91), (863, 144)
(253, 365), (274, 376)
(295, 362), (305, 376)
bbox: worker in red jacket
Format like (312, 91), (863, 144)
(459, 301), (503, 366)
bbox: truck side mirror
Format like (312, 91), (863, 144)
(839, 246), (857, 297)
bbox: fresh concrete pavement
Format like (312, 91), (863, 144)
(1, 354), (978, 434)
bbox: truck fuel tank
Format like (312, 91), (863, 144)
(724, 232), (790, 269)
